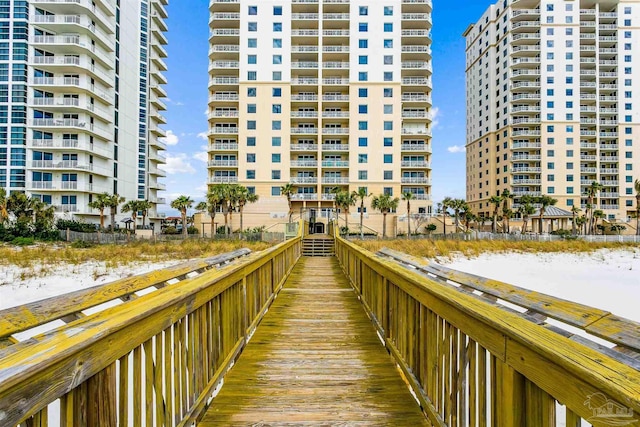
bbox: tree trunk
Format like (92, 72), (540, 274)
(239, 205), (244, 233)
(523, 218), (528, 233)
(382, 212), (387, 238)
(360, 202), (364, 239)
(210, 212), (216, 237)
(223, 213), (229, 235)
(406, 202), (411, 238)
(182, 212), (188, 237)
(344, 210), (348, 233)
(110, 208), (116, 231)
(572, 214), (576, 235)
(100, 210), (105, 229)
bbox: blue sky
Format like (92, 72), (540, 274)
(160, 0), (492, 214)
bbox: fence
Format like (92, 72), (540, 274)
(0, 236), (302, 426)
(59, 229), (290, 244)
(335, 235), (640, 426)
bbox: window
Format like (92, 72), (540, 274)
(384, 105), (393, 114)
(359, 39), (368, 49)
(548, 174), (555, 182)
(272, 154), (281, 163)
(272, 88), (281, 97)
(273, 22), (282, 31)
(359, 55), (368, 65)
(383, 171), (393, 180)
(358, 72), (368, 81)
(247, 170), (255, 179)
(248, 55), (257, 64)
(272, 120), (281, 130)
(566, 162), (573, 170)
(547, 150), (554, 157)
(273, 55), (282, 64)
(384, 6), (393, 15)
(383, 72), (393, 81)
(272, 104), (281, 113)
(547, 125), (554, 132)
(359, 23), (368, 32)
(548, 162), (555, 170)
(548, 187), (555, 194)
(383, 154), (392, 163)
(359, 105), (368, 114)
(567, 187), (574, 194)
(247, 137), (256, 146)
(566, 175), (573, 182)
(566, 150), (573, 157)
(358, 154), (368, 163)
(384, 23), (393, 32)
(248, 71), (257, 80)
(358, 121), (368, 130)
(272, 137), (281, 146)
(248, 5), (257, 15)
(273, 39), (282, 48)
(359, 6), (368, 15)
(384, 88), (393, 97)
(272, 170), (281, 179)
(358, 137), (368, 147)
(247, 104), (256, 113)
(384, 39), (393, 48)
(248, 38), (257, 48)
(359, 88), (368, 97)
(247, 120), (256, 130)
(383, 121), (393, 130)
(272, 187), (281, 196)
(358, 170), (368, 180)
(383, 137), (392, 147)
(273, 71), (282, 81)
(247, 153), (256, 163)
(248, 87), (257, 97)
(248, 22), (257, 31)
(384, 56), (393, 65)
(273, 6), (282, 15)
(383, 187), (393, 196)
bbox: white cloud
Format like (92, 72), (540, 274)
(197, 131), (208, 141)
(161, 130), (179, 146)
(193, 151), (208, 163)
(447, 145), (465, 154)
(159, 153), (196, 175)
(175, 101), (184, 106)
(431, 107), (440, 128)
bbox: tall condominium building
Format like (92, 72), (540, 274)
(208, 0), (433, 232)
(464, 0), (640, 222)
(0, 0), (168, 227)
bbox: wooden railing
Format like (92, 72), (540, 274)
(0, 238), (301, 426)
(335, 237), (640, 426)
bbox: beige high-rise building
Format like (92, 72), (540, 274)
(207, 0), (433, 234)
(464, 0), (640, 223)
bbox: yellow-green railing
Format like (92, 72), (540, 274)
(335, 236), (640, 426)
(0, 237), (301, 426)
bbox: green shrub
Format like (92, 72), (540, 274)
(71, 239), (95, 248)
(163, 226), (179, 235)
(11, 237), (35, 246)
(56, 219), (97, 233)
(187, 226), (199, 235)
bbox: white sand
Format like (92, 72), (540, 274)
(443, 248), (640, 322)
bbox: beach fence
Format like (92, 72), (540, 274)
(59, 230), (290, 244)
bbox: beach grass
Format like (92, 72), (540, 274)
(356, 239), (640, 260)
(0, 239), (274, 269)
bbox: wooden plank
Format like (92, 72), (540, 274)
(0, 249), (251, 340)
(525, 380), (556, 427)
(133, 346), (141, 427)
(199, 257), (429, 426)
(118, 353), (128, 427)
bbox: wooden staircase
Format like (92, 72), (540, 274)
(302, 235), (335, 256)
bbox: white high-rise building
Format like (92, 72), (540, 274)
(0, 0), (168, 228)
(465, 0), (640, 224)
(207, 0), (433, 234)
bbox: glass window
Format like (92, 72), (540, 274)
(248, 71), (257, 80)
(359, 55), (368, 64)
(384, 88), (393, 97)
(383, 154), (392, 163)
(247, 104), (256, 113)
(273, 71), (282, 81)
(383, 121), (393, 130)
(384, 55), (393, 65)
(272, 88), (282, 97)
(359, 39), (368, 49)
(272, 120), (281, 130)
(248, 55), (257, 64)
(272, 170), (281, 180)
(248, 22), (257, 31)
(359, 23), (368, 32)
(358, 154), (368, 163)
(273, 22), (282, 31)
(248, 87), (257, 97)
(247, 153), (256, 163)
(359, 6), (368, 15)
(384, 39), (393, 48)
(358, 72), (368, 81)
(358, 137), (368, 147)
(358, 170), (368, 180)
(248, 38), (257, 48)
(272, 153), (281, 163)
(383, 171), (393, 180)
(272, 137), (281, 146)
(358, 121), (368, 130)
(247, 120), (256, 130)
(384, 6), (393, 16)
(248, 6), (257, 15)
(272, 187), (281, 196)
(273, 39), (282, 48)
(383, 72), (393, 81)
(273, 6), (282, 15)
(359, 105), (368, 114)
(247, 170), (255, 179)
(247, 137), (256, 146)
(359, 88), (368, 97)
(384, 105), (393, 114)
(273, 55), (282, 64)
(383, 137), (393, 147)
(384, 23), (393, 32)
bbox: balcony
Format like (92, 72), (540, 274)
(209, 127), (239, 135)
(208, 160), (238, 167)
(292, 94), (318, 101)
(209, 93), (239, 101)
(321, 177), (349, 184)
(401, 177), (431, 184)
(29, 138), (111, 158)
(512, 167), (542, 173)
(512, 179), (541, 185)
(210, 143), (239, 151)
(321, 160), (349, 168)
(322, 78), (349, 85)
(291, 160), (318, 167)
(291, 128), (318, 135)
(208, 176), (238, 183)
(402, 94), (430, 102)
(291, 177), (318, 184)
(402, 128), (431, 136)
(291, 144), (318, 151)
(208, 111), (239, 119)
(291, 194), (318, 201)
(322, 128), (349, 135)
(323, 94), (349, 102)
(401, 144), (429, 151)
(291, 78), (319, 85)
(322, 111), (349, 118)
(401, 160), (430, 168)
(27, 181), (96, 192)
(291, 61), (318, 69)
(321, 144), (349, 151)
(291, 111), (318, 118)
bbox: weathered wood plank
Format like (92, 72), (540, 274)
(199, 257), (429, 426)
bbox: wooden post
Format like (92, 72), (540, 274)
(495, 359), (525, 427)
(86, 364), (117, 427)
(66, 228), (70, 242)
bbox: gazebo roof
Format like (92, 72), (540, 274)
(532, 206), (574, 218)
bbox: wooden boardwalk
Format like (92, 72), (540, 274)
(199, 256), (429, 426)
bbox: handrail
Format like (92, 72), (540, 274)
(0, 238), (302, 426)
(0, 249), (252, 347)
(335, 236), (640, 426)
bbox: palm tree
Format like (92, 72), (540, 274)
(106, 194), (125, 231)
(442, 197), (453, 235)
(138, 200), (152, 229)
(170, 195), (194, 237)
(501, 189), (513, 233)
(335, 190), (357, 232)
(570, 205), (581, 235)
(121, 200), (142, 232)
(237, 186), (259, 233)
(280, 183), (295, 223)
(354, 187), (371, 239)
(517, 198), (536, 234)
(0, 188), (8, 225)
(592, 209), (605, 235)
(227, 184), (244, 232)
(536, 195), (557, 234)
(212, 183), (231, 234)
(635, 179), (640, 236)
(371, 193), (399, 238)
(575, 215), (587, 235)
(450, 198), (467, 233)
(461, 205), (475, 232)
(198, 188), (222, 236)
(401, 192), (416, 238)
(585, 181), (603, 235)
(489, 195), (503, 234)
(88, 192), (111, 230)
